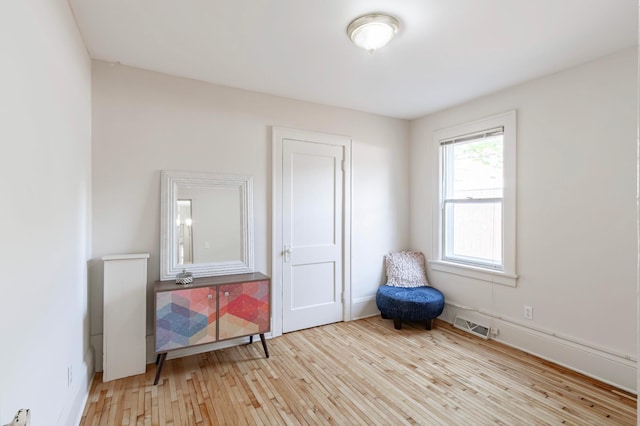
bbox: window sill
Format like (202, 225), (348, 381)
(429, 260), (518, 287)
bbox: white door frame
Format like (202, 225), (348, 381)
(271, 126), (352, 337)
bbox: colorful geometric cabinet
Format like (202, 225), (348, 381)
(153, 272), (270, 384)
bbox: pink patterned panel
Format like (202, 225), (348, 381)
(219, 280), (270, 340)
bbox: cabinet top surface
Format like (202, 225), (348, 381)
(102, 253), (150, 261)
(154, 272), (270, 292)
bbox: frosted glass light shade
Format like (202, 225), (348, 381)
(347, 14), (399, 51)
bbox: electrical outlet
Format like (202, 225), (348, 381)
(490, 327), (499, 337)
(524, 305), (533, 320)
(67, 365), (73, 387)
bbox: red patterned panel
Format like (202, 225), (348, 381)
(219, 280), (270, 340)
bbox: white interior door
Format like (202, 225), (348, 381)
(273, 128), (351, 335)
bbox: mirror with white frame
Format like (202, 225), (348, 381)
(160, 170), (254, 280)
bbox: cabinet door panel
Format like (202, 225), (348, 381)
(219, 280), (270, 340)
(156, 287), (217, 351)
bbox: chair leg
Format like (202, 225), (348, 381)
(426, 319), (433, 330)
(393, 318), (402, 330)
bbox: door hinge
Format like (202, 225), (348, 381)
(341, 160), (345, 171)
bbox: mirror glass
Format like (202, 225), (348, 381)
(161, 170), (254, 280)
(176, 199), (194, 264)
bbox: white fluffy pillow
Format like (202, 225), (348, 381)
(385, 251), (429, 288)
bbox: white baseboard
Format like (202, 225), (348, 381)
(351, 296), (379, 320)
(441, 304), (637, 393)
(146, 334), (271, 364)
(93, 333), (273, 371)
(90, 334), (103, 372)
(56, 346), (95, 426)
(94, 301), (635, 394)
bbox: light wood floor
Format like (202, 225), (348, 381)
(81, 317), (636, 425)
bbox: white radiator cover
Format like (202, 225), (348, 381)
(102, 253), (150, 382)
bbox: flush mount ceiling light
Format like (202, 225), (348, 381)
(347, 13), (399, 52)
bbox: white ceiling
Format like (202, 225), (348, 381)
(69, 0), (637, 120)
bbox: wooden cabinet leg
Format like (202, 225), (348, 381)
(259, 333), (269, 358)
(154, 353), (167, 385)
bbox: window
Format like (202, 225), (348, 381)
(432, 111), (517, 286)
(442, 129), (503, 269)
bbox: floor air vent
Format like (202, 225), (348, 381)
(453, 315), (490, 339)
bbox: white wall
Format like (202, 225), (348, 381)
(410, 48), (637, 391)
(90, 61), (410, 368)
(0, 1), (92, 425)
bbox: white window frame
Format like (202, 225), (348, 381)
(431, 111), (518, 287)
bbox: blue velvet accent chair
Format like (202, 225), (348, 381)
(375, 251), (445, 330)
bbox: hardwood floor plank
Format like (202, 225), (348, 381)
(81, 318), (636, 425)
